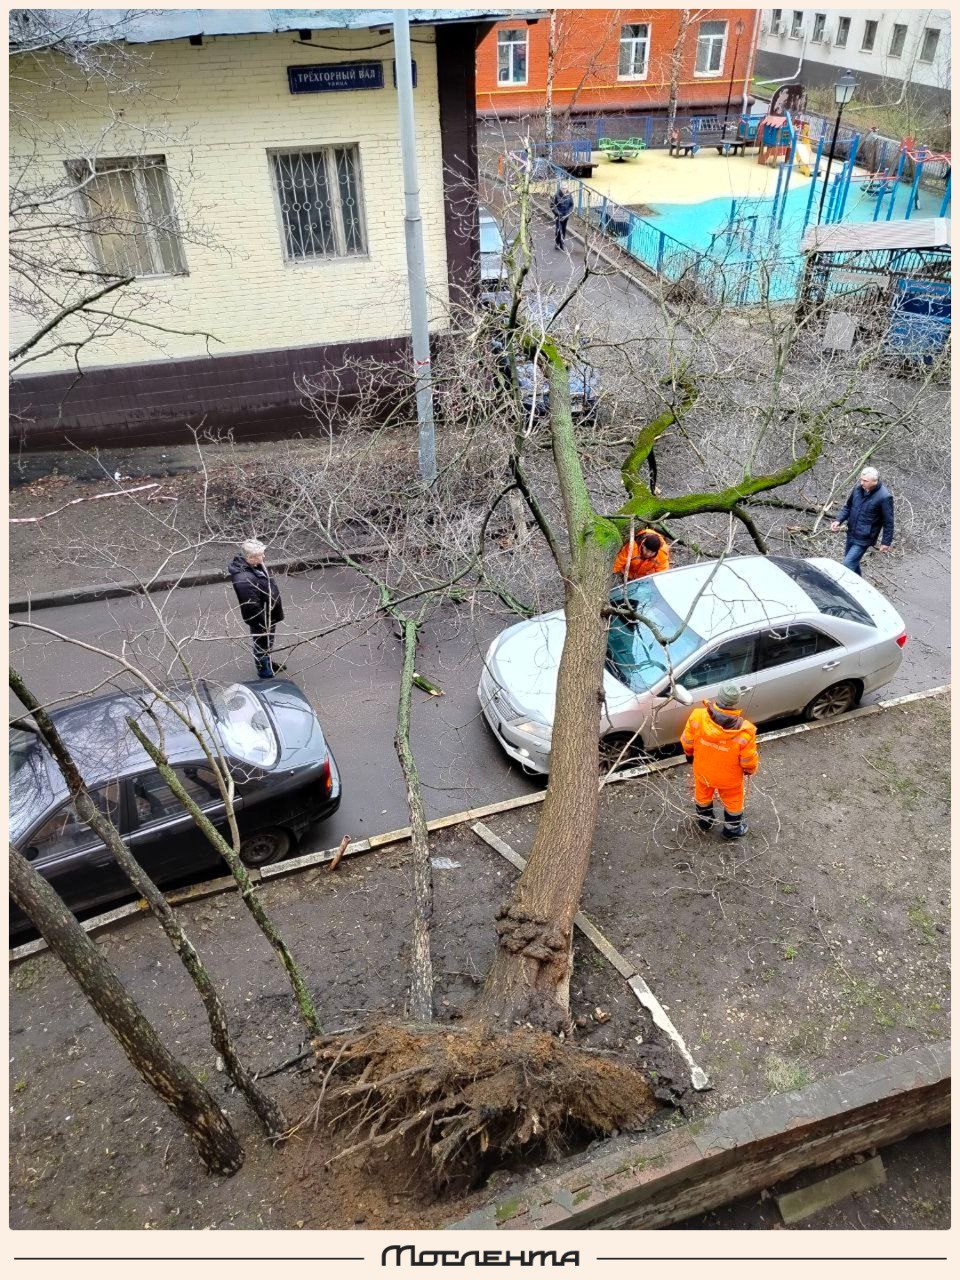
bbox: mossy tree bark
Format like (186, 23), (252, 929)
(8, 844), (243, 1176)
(10, 667), (287, 1138)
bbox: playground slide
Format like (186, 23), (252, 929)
(795, 141), (815, 176)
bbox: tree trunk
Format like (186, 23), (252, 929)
(545, 9), (557, 146)
(667, 11), (691, 144)
(394, 616), (434, 1021)
(476, 363), (620, 1031)
(10, 667), (286, 1138)
(9, 844), (244, 1176)
(126, 720), (322, 1039)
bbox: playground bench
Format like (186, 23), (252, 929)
(716, 139), (747, 157)
(669, 139), (700, 158)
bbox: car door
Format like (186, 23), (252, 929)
(750, 622), (848, 720)
(645, 631), (760, 747)
(124, 761), (231, 888)
(20, 781), (128, 917)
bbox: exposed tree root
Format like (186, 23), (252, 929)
(311, 1021), (657, 1184)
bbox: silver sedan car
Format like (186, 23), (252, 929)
(478, 555), (907, 774)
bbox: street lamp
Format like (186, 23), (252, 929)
(723, 19), (746, 138)
(817, 69), (858, 225)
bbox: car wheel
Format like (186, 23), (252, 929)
(802, 680), (861, 722)
(239, 827), (291, 868)
(601, 732), (646, 771)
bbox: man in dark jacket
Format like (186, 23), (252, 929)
(550, 185), (574, 249)
(228, 539), (285, 678)
(830, 467), (895, 575)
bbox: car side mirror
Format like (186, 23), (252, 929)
(671, 684), (694, 705)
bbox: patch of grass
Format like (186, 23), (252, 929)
(867, 743), (925, 810)
(14, 1078), (26, 1093)
(782, 943), (798, 961)
(907, 900), (937, 946)
(12, 959), (48, 992)
(779, 884), (798, 896)
(573, 1189), (591, 1205)
(764, 1054), (812, 1094)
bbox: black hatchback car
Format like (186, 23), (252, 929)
(9, 678), (341, 941)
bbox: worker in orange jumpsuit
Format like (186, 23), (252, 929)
(612, 529), (670, 581)
(680, 684), (759, 839)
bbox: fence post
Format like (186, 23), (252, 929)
(905, 148), (926, 221)
(577, 180), (584, 217)
(886, 148), (907, 220)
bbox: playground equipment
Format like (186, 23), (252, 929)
(825, 137), (952, 225)
(756, 115), (792, 167)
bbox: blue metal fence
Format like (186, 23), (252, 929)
(534, 158), (804, 307)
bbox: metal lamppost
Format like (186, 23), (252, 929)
(723, 19), (746, 138)
(817, 69), (858, 225)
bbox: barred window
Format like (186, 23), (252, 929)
(69, 156), (186, 277)
(271, 146), (366, 261)
(618, 23), (650, 79)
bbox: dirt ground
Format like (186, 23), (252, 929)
(8, 694), (949, 1230)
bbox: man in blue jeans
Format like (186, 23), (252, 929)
(830, 467), (895, 575)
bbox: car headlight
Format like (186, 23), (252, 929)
(511, 719), (553, 748)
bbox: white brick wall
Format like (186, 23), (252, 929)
(9, 29), (453, 372)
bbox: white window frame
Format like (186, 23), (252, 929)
(811, 13), (826, 43)
(888, 23), (907, 58)
(919, 27), (940, 64)
(68, 155), (187, 278)
(695, 19), (728, 78)
(618, 22), (650, 80)
(861, 19), (877, 52)
(497, 27), (528, 85)
(269, 144), (368, 264)
(790, 11), (804, 39)
(835, 16), (850, 48)
(770, 9), (783, 36)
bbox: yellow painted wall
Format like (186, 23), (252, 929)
(9, 29), (451, 373)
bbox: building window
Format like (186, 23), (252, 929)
(497, 27), (528, 85)
(618, 22), (650, 79)
(835, 16), (850, 47)
(861, 19), (877, 52)
(919, 27), (940, 63)
(70, 156), (186, 277)
(812, 13), (826, 43)
(770, 9), (782, 35)
(888, 23), (907, 58)
(270, 146), (367, 262)
(695, 20), (727, 76)
(790, 11), (803, 39)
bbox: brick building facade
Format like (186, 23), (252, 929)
(477, 9), (759, 119)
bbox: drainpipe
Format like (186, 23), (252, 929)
(394, 8), (436, 484)
(742, 9), (763, 115)
(753, 33), (808, 99)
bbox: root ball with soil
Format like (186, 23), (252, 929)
(310, 1021), (657, 1184)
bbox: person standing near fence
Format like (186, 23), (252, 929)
(551, 185), (574, 250)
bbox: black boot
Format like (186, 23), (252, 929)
(722, 809), (747, 839)
(696, 802), (715, 832)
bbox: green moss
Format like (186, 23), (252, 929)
(495, 1197), (524, 1224)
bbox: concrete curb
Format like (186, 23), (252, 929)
(8, 545), (387, 613)
(449, 1040), (950, 1230)
(9, 683), (949, 964)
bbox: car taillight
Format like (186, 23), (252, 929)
(896, 633), (908, 648)
(320, 756), (332, 793)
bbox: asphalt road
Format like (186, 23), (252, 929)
(8, 546), (949, 860)
(8, 566), (542, 855)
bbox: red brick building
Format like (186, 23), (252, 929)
(477, 9), (759, 119)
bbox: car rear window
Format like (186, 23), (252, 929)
(607, 579), (704, 693)
(770, 557), (876, 627)
(205, 683), (279, 768)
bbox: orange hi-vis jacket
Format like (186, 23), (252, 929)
(612, 531), (670, 581)
(680, 703), (759, 812)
